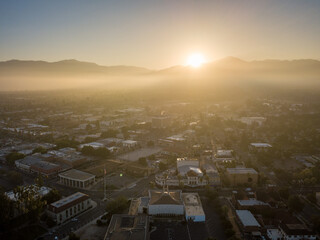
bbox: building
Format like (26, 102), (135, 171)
(79, 142), (104, 150)
(182, 193), (205, 222)
(58, 169), (95, 189)
(176, 157), (199, 168)
(152, 116), (171, 128)
(15, 155), (41, 172)
(30, 161), (62, 177)
(155, 157), (213, 188)
(47, 192), (92, 224)
(202, 164), (221, 186)
(236, 199), (270, 210)
(267, 229), (282, 240)
(215, 150), (234, 159)
(236, 210), (260, 233)
(249, 143), (272, 152)
(278, 223), (316, 240)
(240, 117), (266, 126)
(5, 185), (51, 201)
(226, 168), (258, 186)
(104, 214), (149, 240)
(122, 140), (138, 149)
(148, 189), (184, 216)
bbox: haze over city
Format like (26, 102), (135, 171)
(0, 1), (320, 240)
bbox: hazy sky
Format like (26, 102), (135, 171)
(1, 0), (320, 69)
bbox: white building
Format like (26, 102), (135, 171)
(240, 117), (266, 126)
(155, 157), (215, 188)
(79, 142), (104, 150)
(177, 157), (199, 168)
(182, 193), (205, 222)
(58, 169), (95, 189)
(47, 192), (92, 224)
(148, 189), (184, 216)
(122, 140), (138, 148)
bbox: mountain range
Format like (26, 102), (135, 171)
(1, 57), (320, 91)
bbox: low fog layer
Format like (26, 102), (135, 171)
(1, 57), (320, 91)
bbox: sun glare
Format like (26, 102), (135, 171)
(186, 53), (206, 68)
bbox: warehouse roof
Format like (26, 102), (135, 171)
(236, 210), (260, 227)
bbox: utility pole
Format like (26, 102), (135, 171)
(103, 165), (107, 200)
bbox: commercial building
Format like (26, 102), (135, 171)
(226, 167), (258, 186)
(148, 189), (184, 216)
(236, 210), (260, 233)
(104, 214), (149, 240)
(15, 155), (41, 172)
(236, 199), (270, 210)
(122, 140), (138, 149)
(58, 169), (95, 189)
(176, 157), (199, 168)
(182, 193), (205, 222)
(249, 143), (272, 152)
(30, 161), (62, 177)
(278, 223), (316, 240)
(47, 192), (91, 224)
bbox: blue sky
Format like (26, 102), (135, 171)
(1, 0), (320, 68)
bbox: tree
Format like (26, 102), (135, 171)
(13, 185), (46, 221)
(106, 196), (128, 214)
(32, 146), (47, 154)
(68, 232), (80, 240)
(0, 193), (14, 228)
(5, 152), (25, 166)
(101, 129), (118, 138)
(147, 140), (154, 147)
(7, 171), (23, 185)
(306, 192), (316, 204)
(159, 162), (167, 171)
(288, 195), (304, 212)
(278, 187), (290, 200)
(138, 157), (147, 166)
(42, 188), (61, 204)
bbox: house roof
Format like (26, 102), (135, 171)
(149, 190), (182, 205)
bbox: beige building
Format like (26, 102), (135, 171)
(58, 169), (95, 189)
(47, 192), (92, 224)
(226, 168), (258, 186)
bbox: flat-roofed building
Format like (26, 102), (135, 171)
(15, 155), (41, 172)
(47, 192), (91, 224)
(226, 168), (258, 186)
(182, 193), (205, 222)
(30, 160), (62, 177)
(122, 140), (138, 149)
(236, 210), (260, 233)
(215, 150), (233, 159)
(177, 157), (199, 168)
(104, 214), (149, 240)
(59, 169), (95, 189)
(236, 199), (270, 210)
(249, 143), (272, 152)
(279, 223), (316, 240)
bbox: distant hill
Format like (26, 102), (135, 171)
(0, 57), (320, 91)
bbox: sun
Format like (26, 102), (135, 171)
(186, 53), (206, 68)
